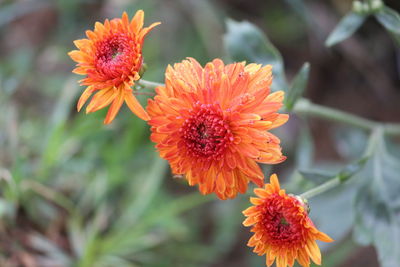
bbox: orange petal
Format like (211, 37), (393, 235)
(266, 90), (284, 102)
(306, 239), (321, 265)
(254, 188), (269, 198)
(68, 50), (89, 63)
(130, 10), (144, 32)
(122, 11), (129, 26)
(86, 87), (116, 113)
(316, 231), (334, 242)
(269, 174), (280, 192)
(139, 22), (161, 40)
(77, 86), (95, 112)
(94, 21), (106, 35)
(270, 114), (289, 129)
(243, 215), (257, 227)
(125, 91), (150, 121)
(73, 39), (91, 50)
(104, 90), (125, 124)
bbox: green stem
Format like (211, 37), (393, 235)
(293, 98), (376, 130)
(293, 98), (400, 136)
(300, 177), (340, 199)
(137, 79), (163, 90)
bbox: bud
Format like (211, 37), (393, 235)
(139, 63), (148, 77)
(370, 0), (383, 13)
(290, 194), (311, 214)
(352, 1), (364, 14)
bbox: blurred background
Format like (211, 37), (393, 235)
(0, 0), (399, 266)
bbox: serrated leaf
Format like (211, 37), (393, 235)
(375, 6), (400, 35)
(285, 62), (309, 110)
(326, 12), (367, 47)
(353, 134), (400, 267)
(223, 19), (287, 91)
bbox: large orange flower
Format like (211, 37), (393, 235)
(68, 11), (160, 124)
(147, 58), (288, 199)
(243, 174), (333, 267)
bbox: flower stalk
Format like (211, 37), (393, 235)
(299, 177), (341, 200)
(293, 98), (400, 136)
(137, 79), (164, 90)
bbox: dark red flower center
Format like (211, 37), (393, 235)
(259, 195), (304, 245)
(94, 33), (139, 79)
(180, 103), (233, 159)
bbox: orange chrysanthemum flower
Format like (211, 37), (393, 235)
(243, 174), (334, 267)
(68, 11), (160, 124)
(147, 58), (288, 199)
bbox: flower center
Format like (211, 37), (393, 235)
(180, 103), (233, 159)
(94, 33), (137, 78)
(260, 196), (303, 245)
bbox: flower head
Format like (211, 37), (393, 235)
(147, 58), (288, 199)
(68, 11), (160, 124)
(243, 174), (333, 267)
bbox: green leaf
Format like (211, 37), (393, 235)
(375, 6), (400, 35)
(285, 62), (310, 110)
(309, 184), (357, 250)
(333, 127), (368, 160)
(300, 157), (367, 185)
(295, 126), (314, 168)
(114, 156), (167, 228)
(224, 19), (287, 91)
(337, 156), (368, 182)
(299, 169), (334, 185)
(325, 12), (367, 47)
(284, 0), (312, 25)
(353, 133), (400, 267)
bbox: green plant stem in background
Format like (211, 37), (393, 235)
(293, 98), (400, 136)
(137, 79), (163, 89)
(299, 176), (340, 200)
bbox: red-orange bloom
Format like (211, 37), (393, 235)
(147, 58), (288, 199)
(68, 11), (160, 124)
(243, 174), (333, 267)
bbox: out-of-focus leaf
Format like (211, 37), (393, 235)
(295, 126), (314, 169)
(353, 132), (400, 267)
(284, 0), (312, 25)
(29, 233), (72, 266)
(299, 169), (334, 185)
(0, 199), (16, 219)
(300, 156), (368, 185)
(323, 239), (357, 267)
(325, 12), (367, 47)
(337, 156), (368, 182)
(285, 62), (310, 110)
(114, 156), (167, 228)
(309, 182), (357, 250)
(224, 19), (287, 91)
(334, 127), (368, 160)
(99, 193), (214, 257)
(208, 198), (243, 261)
(375, 6), (400, 35)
